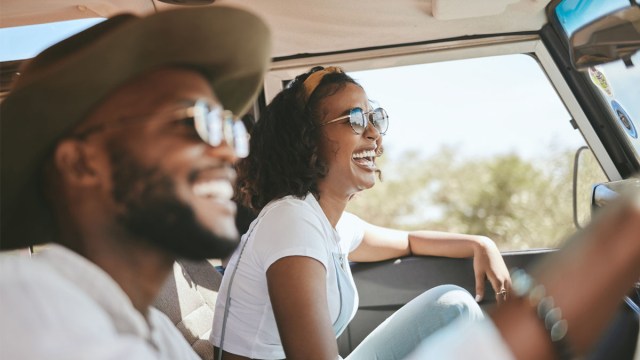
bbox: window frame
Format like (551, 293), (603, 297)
(544, 0), (640, 178)
(264, 35), (620, 181)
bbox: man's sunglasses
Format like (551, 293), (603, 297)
(74, 99), (249, 158)
(320, 107), (389, 135)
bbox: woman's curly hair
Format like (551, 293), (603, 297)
(236, 66), (361, 212)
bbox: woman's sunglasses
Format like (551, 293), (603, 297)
(320, 107), (389, 135)
(74, 99), (250, 158)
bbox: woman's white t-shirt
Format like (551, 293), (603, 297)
(210, 194), (365, 359)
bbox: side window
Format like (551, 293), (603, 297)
(345, 54), (607, 250)
(1, 18), (105, 98)
(0, 18), (104, 62)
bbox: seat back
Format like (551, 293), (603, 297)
(154, 259), (222, 360)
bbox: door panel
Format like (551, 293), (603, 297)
(338, 249), (554, 355)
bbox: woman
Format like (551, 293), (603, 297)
(211, 66), (510, 359)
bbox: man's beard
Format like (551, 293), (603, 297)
(108, 145), (239, 260)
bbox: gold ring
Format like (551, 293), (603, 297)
(496, 288), (507, 296)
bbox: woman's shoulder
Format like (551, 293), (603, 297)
(261, 194), (322, 220)
(249, 195), (333, 264)
(251, 194), (330, 242)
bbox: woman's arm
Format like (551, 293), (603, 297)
(407, 196), (640, 360)
(267, 256), (339, 360)
(349, 222), (510, 302)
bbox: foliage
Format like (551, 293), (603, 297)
(346, 146), (607, 250)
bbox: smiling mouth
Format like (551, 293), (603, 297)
(192, 179), (234, 200)
(352, 149), (377, 170)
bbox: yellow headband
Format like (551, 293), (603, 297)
(302, 66), (345, 103)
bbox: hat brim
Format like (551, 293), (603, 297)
(0, 6), (271, 249)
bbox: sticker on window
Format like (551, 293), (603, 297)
(611, 100), (637, 139)
(589, 66), (613, 97)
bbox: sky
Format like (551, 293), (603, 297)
(0, 18), (104, 62)
(349, 54), (585, 162)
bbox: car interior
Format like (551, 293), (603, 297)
(1, 0), (639, 359)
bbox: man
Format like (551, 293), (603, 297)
(0, 6), (270, 359)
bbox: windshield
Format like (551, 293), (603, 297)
(554, 0), (640, 165)
(585, 54), (640, 159)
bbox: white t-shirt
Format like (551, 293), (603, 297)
(211, 194), (365, 359)
(0, 244), (200, 360)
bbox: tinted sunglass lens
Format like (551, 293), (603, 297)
(192, 101), (249, 156)
(222, 111), (248, 157)
(233, 121), (250, 158)
(371, 108), (388, 134)
(207, 109), (224, 146)
(193, 101), (224, 146)
(349, 108), (366, 134)
(193, 101), (212, 145)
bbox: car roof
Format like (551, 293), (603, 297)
(0, 0), (552, 59)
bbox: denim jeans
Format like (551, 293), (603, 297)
(346, 284), (484, 360)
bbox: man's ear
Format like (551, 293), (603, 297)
(53, 139), (102, 186)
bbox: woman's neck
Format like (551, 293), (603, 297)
(315, 190), (350, 228)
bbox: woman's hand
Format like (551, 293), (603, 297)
(472, 237), (511, 304)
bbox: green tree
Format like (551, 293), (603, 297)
(346, 146), (607, 250)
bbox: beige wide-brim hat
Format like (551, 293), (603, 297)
(0, 6), (271, 250)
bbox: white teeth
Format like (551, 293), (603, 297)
(352, 150), (377, 159)
(193, 180), (234, 200)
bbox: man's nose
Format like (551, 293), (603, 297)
(203, 140), (238, 165)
